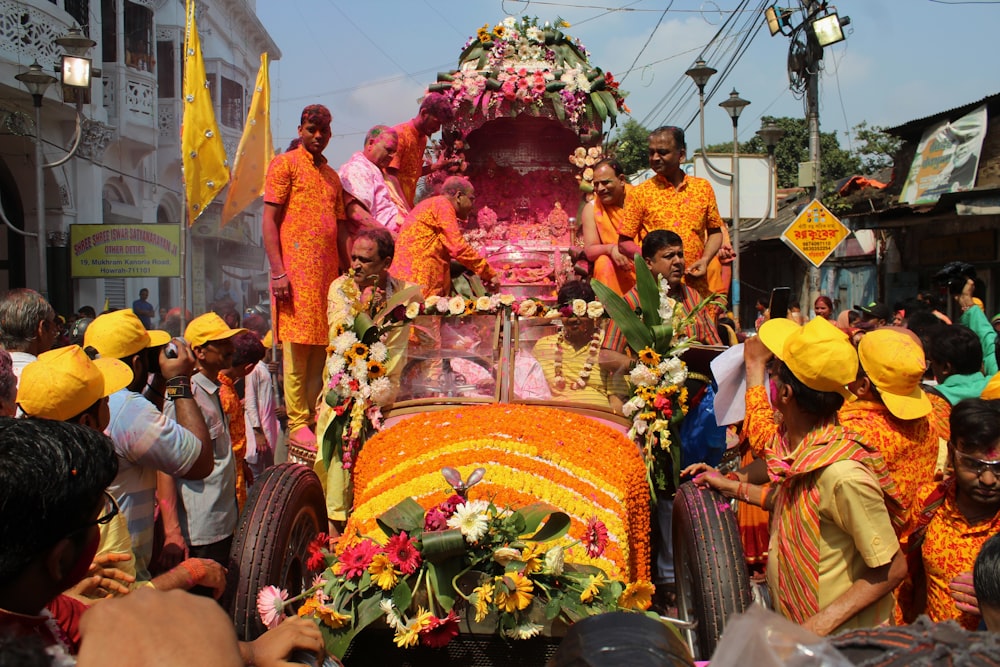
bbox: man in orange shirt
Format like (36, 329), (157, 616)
(581, 159), (635, 296)
(618, 126), (723, 299)
(386, 93), (455, 208)
(263, 104), (349, 450)
(389, 176), (497, 297)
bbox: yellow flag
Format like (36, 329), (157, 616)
(181, 0), (229, 225)
(221, 53), (273, 227)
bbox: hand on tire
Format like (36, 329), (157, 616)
(245, 617), (326, 667)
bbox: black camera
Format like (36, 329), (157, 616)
(932, 261), (977, 295)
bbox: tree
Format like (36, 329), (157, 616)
(701, 116), (861, 190)
(607, 119), (650, 177)
(850, 121), (900, 175)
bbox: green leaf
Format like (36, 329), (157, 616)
(598, 90), (618, 118)
(517, 502), (559, 536)
(468, 274), (487, 298)
(477, 50), (488, 70)
(321, 416), (346, 467)
(420, 529), (468, 563)
(451, 275), (473, 299)
(544, 594), (563, 620)
(525, 512), (571, 543)
(353, 311), (377, 344)
(551, 94), (566, 123)
(590, 91), (608, 122)
(649, 323), (674, 354)
(373, 285), (423, 324)
(376, 497), (425, 537)
(634, 255), (661, 329)
(392, 579), (412, 611)
(426, 560), (461, 612)
(592, 279), (653, 352)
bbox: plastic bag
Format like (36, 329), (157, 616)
(709, 606), (853, 667)
(680, 383), (727, 469)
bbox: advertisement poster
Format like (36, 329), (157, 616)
(899, 104), (987, 205)
(71, 224), (181, 278)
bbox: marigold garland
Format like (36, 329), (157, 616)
(346, 404), (649, 582)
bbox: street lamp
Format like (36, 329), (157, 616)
(719, 89), (750, 327)
(15, 61), (58, 299)
(684, 59), (717, 156)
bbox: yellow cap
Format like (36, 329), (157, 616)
(262, 330), (273, 349)
(18, 345), (133, 421)
(185, 312), (246, 348)
(983, 372), (1000, 400)
(858, 328), (931, 420)
(85, 309), (171, 359)
(759, 316), (857, 396)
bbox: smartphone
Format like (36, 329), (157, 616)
(768, 287), (791, 320)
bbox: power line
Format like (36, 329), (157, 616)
(619, 1), (676, 84)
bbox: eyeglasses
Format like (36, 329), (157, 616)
(953, 449), (1000, 478)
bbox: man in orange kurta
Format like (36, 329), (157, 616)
(581, 159), (635, 296)
(386, 93), (454, 208)
(618, 126), (723, 300)
(262, 104), (347, 448)
(389, 176), (497, 297)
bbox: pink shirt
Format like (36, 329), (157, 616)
(338, 151), (404, 233)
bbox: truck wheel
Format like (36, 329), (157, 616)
(672, 481), (753, 659)
(227, 462), (327, 641)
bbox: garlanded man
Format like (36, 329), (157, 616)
(339, 125), (407, 234)
(389, 176), (497, 297)
(386, 93), (455, 208)
(263, 104), (349, 451)
(580, 159), (635, 296)
(617, 126), (723, 300)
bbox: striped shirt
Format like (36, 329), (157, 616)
(601, 283), (721, 354)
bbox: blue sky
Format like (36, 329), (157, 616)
(254, 0), (1000, 168)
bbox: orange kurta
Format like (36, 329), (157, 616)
(744, 384), (781, 459)
(389, 196), (496, 297)
(619, 174), (723, 298)
(219, 374), (247, 512)
(264, 145), (346, 345)
(839, 400), (939, 531)
(592, 184), (635, 295)
(388, 120), (426, 208)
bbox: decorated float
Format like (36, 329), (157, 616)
(225, 18), (750, 666)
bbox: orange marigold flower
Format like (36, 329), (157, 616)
(618, 581), (656, 610)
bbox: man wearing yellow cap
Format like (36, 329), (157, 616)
(163, 313), (246, 567)
(839, 328), (939, 528)
(687, 317), (905, 635)
(84, 309), (213, 579)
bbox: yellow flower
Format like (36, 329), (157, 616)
(638, 348), (661, 366)
(494, 572), (533, 612)
(559, 19), (571, 28)
(477, 24), (491, 42)
(297, 597), (321, 617)
(412, 606), (433, 631)
(367, 360), (386, 379)
(520, 543), (545, 575)
(618, 581), (655, 610)
(393, 623), (420, 648)
(348, 342), (368, 361)
(368, 553), (399, 590)
(315, 604), (351, 629)
(580, 573), (606, 603)
(493, 24), (506, 39)
(473, 582), (494, 622)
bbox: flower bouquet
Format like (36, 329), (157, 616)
(592, 259), (721, 495)
(258, 470), (657, 659)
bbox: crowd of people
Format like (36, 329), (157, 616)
(2, 93), (999, 666)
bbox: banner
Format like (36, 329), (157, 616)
(899, 104), (987, 206)
(70, 224), (181, 278)
(221, 53), (273, 226)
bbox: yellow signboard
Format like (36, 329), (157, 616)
(70, 224), (181, 278)
(780, 199), (849, 268)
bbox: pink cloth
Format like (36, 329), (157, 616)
(338, 151), (404, 233)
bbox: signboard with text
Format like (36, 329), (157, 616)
(70, 224), (181, 278)
(780, 199), (849, 268)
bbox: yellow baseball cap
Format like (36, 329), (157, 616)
(983, 372), (1000, 400)
(18, 345), (133, 421)
(261, 330), (273, 349)
(857, 328), (931, 420)
(758, 316), (857, 396)
(85, 309), (171, 359)
(185, 313), (247, 348)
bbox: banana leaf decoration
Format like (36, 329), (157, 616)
(591, 254), (674, 356)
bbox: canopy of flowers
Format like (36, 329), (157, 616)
(258, 462), (656, 658)
(428, 16), (628, 130)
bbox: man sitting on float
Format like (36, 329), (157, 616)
(580, 159), (636, 297)
(534, 282), (624, 410)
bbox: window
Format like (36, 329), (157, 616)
(157, 41), (175, 97)
(64, 0), (91, 35)
(220, 77), (244, 130)
(124, 0), (153, 72)
(101, 0), (115, 61)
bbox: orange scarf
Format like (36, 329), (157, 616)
(593, 184), (635, 295)
(219, 374), (248, 512)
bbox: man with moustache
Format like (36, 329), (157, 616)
(339, 125), (407, 234)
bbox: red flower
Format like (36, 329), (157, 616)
(385, 531), (422, 575)
(337, 539), (380, 579)
(306, 533), (330, 571)
(419, 611), (460, 648)
(424, 507), (449, 532)
(582, 516), (609, 558)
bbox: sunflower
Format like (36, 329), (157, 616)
(368, 553), (400, 590)
(477, 24), (491, 43)
(367, 359), (386, 380)
(638, 347), (661, 366)
(618, 581), (655, 610)
(348, 342), (368, 361)
(580, 573), (606, 603)
(494, 572), (533, 612)
(492, 24), (506, 39)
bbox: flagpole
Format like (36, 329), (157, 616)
(180, 198), (189, 334)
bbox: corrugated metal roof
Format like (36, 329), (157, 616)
(885, 92), (1000, 140)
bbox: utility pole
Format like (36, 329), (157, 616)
(804, 0), (822, 306)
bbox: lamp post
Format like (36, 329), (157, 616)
(719, 89), (750, 327)
(684, 59), (717, 161)
(15, 61), (57, 299)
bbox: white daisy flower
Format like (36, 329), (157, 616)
(504, 621), (544, 639)
(447, 502), (490, 543)
(379, 599), (404, 630)
(629, 364), (658, 387)
(369, 341), (389, 363)
(333, 331), (358, 355)
(370, 377), (393, 404)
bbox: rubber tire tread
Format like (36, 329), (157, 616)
(672, 481), (753, 659)
(227, 462), (326, 641)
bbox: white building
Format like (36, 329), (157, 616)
(0, 0), (279, 318)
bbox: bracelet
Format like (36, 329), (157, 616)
(741, 483), (751, 503)
(165, 376), (193, 401)
(724, 472), (740, 482)
(270, 272), (287, 281)
(178, 559), (205, 588)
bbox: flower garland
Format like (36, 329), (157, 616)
(553, 327), (602, 391)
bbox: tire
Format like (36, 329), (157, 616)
(672, 481), (753, 660)
(227, 462), (327, 641)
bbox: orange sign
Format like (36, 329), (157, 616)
(780, 199), (849, 268)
